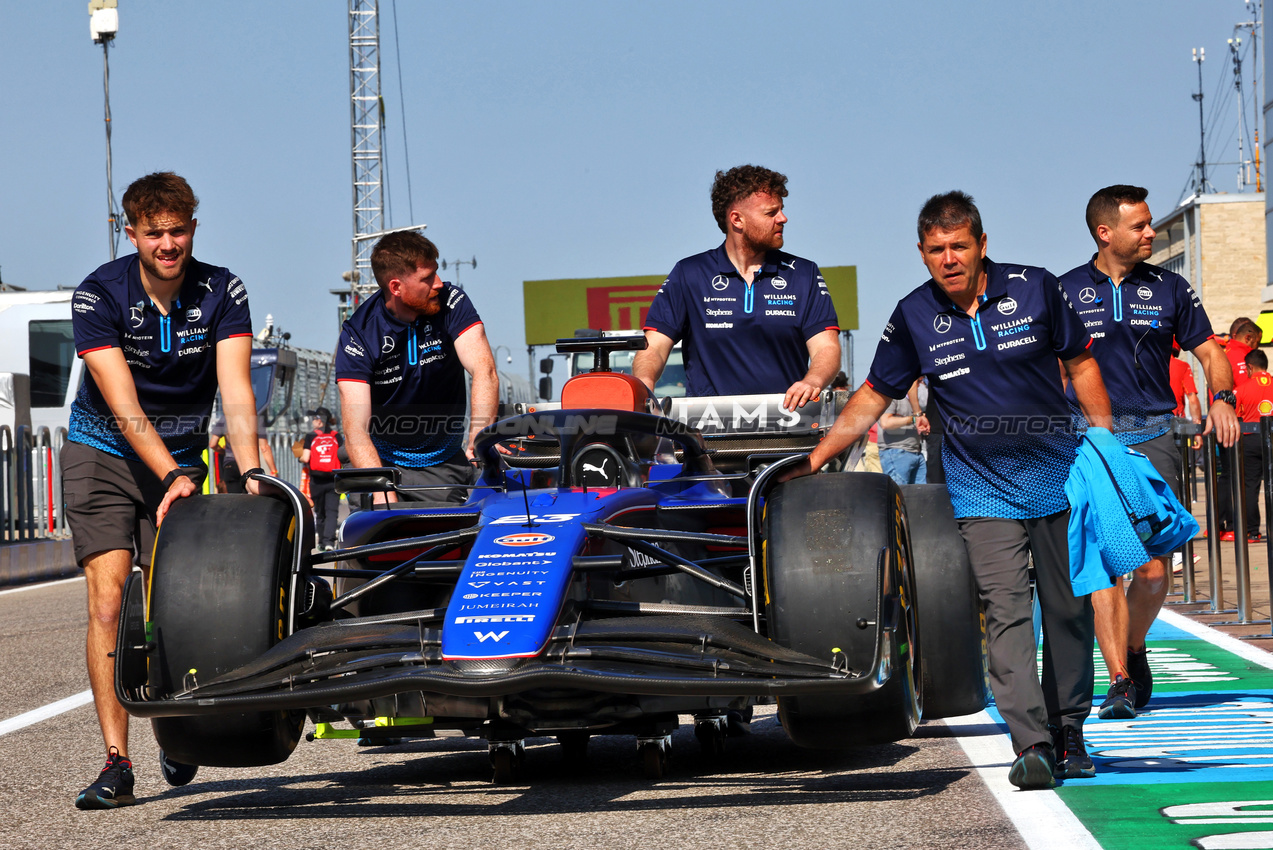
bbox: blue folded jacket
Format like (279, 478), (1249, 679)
(1064, 427), (1200, 596)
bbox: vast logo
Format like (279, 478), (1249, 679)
(933, 314), (952, 334)
(494, 532), (556, 547)
(474, 630), (509, 642)
(584, 284), (661, 330)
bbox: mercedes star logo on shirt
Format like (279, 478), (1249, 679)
(933, 314), (952, 334)
(382, 335), (395, 354)
(711, 275), (729, 291)
(1079, 287), (1097, 303)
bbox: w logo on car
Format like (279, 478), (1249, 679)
(474, 630), (509, 642)
(494, 532), (556, 547)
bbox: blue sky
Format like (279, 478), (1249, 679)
(0, 1), (1263, 386)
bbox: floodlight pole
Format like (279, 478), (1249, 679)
(102, 38), (117, 260)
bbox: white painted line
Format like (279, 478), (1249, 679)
(1158, 608), (1273, 671)
(0, 689), (93, 736)
(0, 576), (83, 596)
(945, 711), (1102, 850)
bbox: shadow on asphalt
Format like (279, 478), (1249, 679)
(154, 714), (970, 820)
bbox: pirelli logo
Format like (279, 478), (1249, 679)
(585, 284), (661, 330)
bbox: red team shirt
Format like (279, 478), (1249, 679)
(1227, 339), (1254, 388)
(1236, 371), (1273, 422)
(1170, 357), (1197, 417)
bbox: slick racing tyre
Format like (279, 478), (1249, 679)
(765, 472), (921, 748)
(900, 484), (990, 719)
(148, 495), (304, 767)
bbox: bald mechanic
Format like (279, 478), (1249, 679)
(66, 172), (261, 808)
(784, 191), (1113, 789)
(633, 165), (841, 410)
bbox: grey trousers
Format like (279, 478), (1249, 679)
(956, 511), (1094, 753)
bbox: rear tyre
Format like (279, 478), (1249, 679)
(765, 473), (921, 748)
(148, 495), (304, 768)
(900, 484), (990, 719)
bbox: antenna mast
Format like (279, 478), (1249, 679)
(1230, 36), (1249, 190)
(1193, 47), (1211, 195)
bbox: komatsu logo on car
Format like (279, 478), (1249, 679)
(494, 532), (556, 546)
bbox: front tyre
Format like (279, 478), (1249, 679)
(765, 473), (921, 748)
(148, 495), (304, 767)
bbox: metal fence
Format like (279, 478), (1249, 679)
(0, 425), (69, 542)
(1168, 419), (1273, 639)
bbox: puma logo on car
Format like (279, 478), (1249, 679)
(583, 460), (609, 476)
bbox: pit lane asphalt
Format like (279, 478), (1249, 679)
(1, 579), (1027, 850)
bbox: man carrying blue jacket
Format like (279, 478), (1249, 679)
(784, 191), (1113, 788)
(1058, 185), (1238, 719)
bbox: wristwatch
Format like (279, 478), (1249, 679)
(1213, 389), (1237, 407)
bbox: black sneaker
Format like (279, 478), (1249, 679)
(1126, 648), (1153, 710)
(1098, 675), (1138, 720)
(158, 749), (198, 787)
(75, 748), (136, 809)
(1008, 743), (1056, 790)
(1052, 725), (1096, 779)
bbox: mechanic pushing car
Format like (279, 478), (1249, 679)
(335, 231), (500, 504)
(65, 172), (262, 809)
(782, 191), (1114, 790)
(1057, 185), (1239, 721)
(632, 165), (841, 411)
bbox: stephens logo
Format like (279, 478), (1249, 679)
(494, 532), (556, 547)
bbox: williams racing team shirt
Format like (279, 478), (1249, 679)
(69, 255), (253, 466)
(866, 259), (1091, 519)
(334, 284), (481, 468)
(642, 244), (839, 396)
(1058, 256), (1213, 445)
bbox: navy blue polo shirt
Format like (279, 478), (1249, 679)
(69, 255), (253, 466)
(866, 259), (1091, 519)
(643, 244), (839, 396)
(1058, 256), (1214, 445)
(334, 284), (481, 467)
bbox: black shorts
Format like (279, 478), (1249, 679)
(61, 441), (205, 567)
(1134, 432), (1182, 495)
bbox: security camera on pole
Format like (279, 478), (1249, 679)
(89, 0), (121, 260)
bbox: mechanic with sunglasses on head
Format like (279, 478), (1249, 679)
(65, 172), (261, 809)
(633, 165), (841, 412)
(783, 191), (1113, 790)
(1057, 185), (1238, 722)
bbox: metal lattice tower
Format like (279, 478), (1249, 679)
(348, 0), (385, 300)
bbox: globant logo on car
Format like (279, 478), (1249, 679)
(494, 532), (556, 547)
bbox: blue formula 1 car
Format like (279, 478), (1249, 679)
(114, 336), (988, 784)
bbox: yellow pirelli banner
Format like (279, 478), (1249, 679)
(522, 266), (858, 346)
